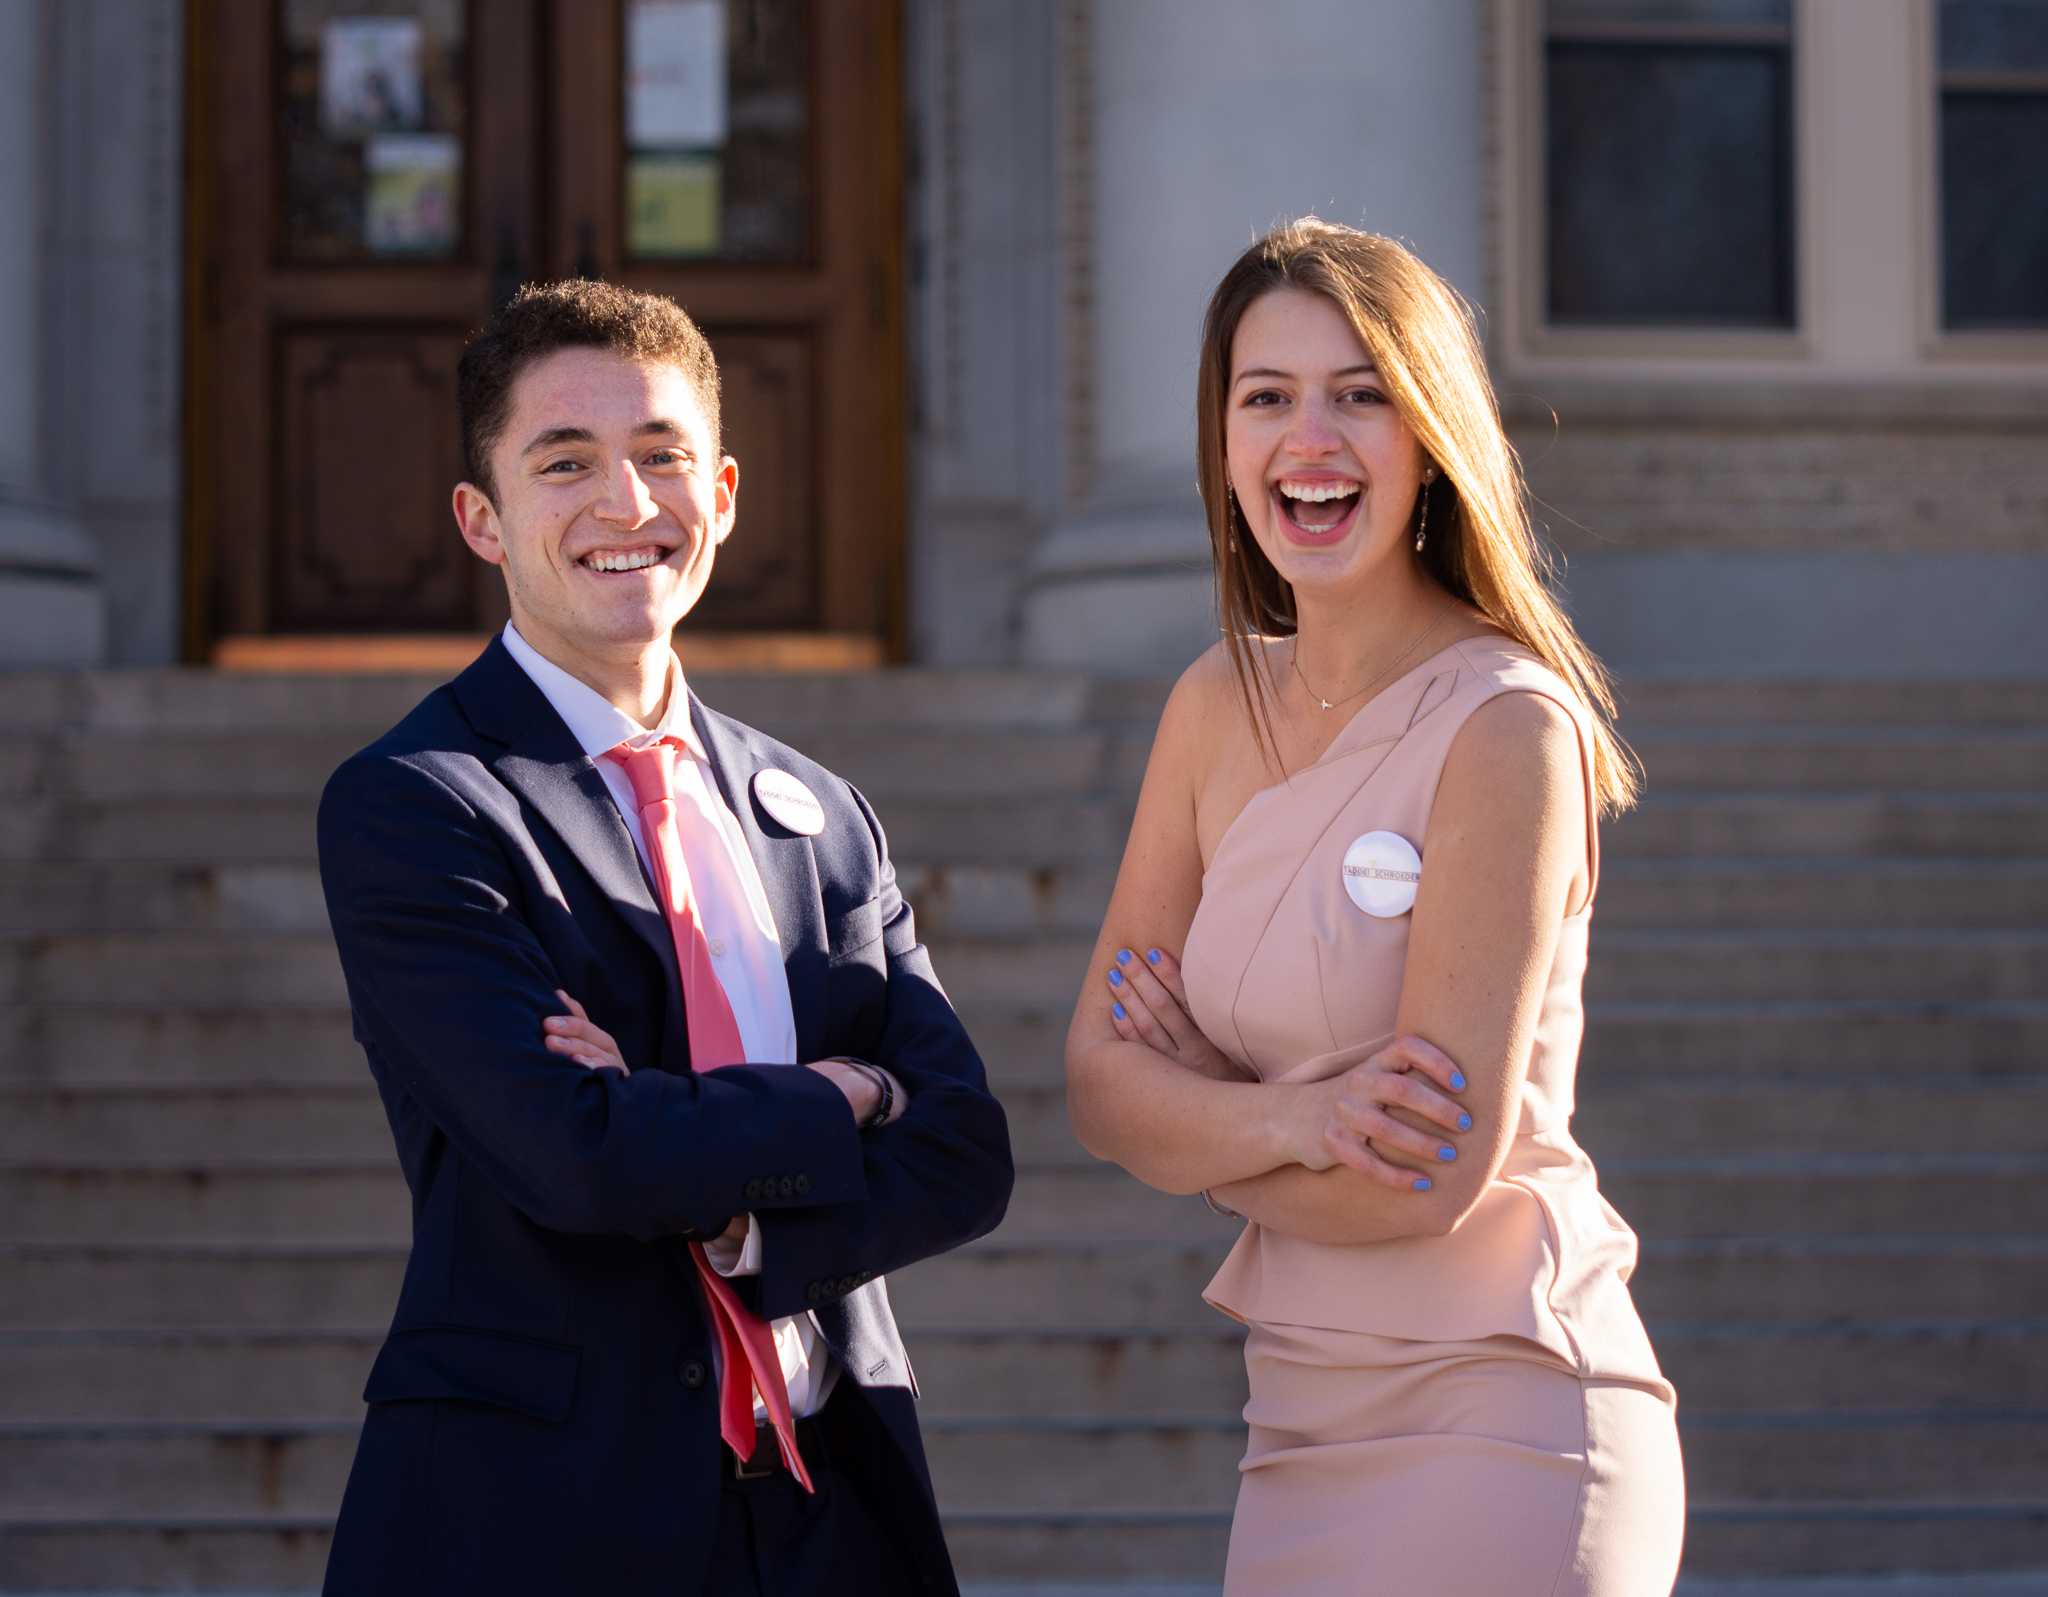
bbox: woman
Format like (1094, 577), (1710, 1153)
(1063, 219), (1684, 1593)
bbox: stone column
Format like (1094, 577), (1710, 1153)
(1018, 0), (1486, 671)
(0, 0), (104, 666)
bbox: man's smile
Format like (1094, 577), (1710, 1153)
(576, 543), (676, 574)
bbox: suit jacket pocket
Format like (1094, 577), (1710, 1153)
(824, 894), (885, 964)
(362, 1324), (581, 1423)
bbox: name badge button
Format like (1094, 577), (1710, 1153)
(752, 769), (826, 836)
(1342, 830), (1422, 918)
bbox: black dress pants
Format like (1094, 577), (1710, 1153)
(700, 1396), (928, 1595)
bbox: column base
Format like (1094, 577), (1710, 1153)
(0, 497), (104, 666)
(1019, 496), (1216, 672)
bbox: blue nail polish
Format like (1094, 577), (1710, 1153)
(1413, 1176), (1433, 1192)
(1116, 948), (1131, 964)
(1146, 948), (1162, 964)
(1108, 968), (1123, 987)
(1113, 1001), (1127, 1020)
(1438, 1145), (1457, 1162)
(1450, 1070), (1467, 1091)
(1457, 1112), (1472, 1132)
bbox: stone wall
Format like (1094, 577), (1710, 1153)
(1512, 384), (2048, 677)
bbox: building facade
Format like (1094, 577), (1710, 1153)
(2, 0), (2043, 678)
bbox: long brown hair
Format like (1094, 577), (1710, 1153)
(1197, 217), (1640, 816)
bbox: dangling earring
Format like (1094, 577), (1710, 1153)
(1414, 472), (1435, 555)
(1227, 485), (1240, 553)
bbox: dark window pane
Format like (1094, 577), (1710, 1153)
(277, 0), (467, 262)
(1546, 43), (1793, 326)
(624, 0), (811, 263)
(1942, 92), (2048, 326)
(1939, 0), (2048, 73)
(1551, 0), (1788, 27)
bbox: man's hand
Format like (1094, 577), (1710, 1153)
(543, 991), (630, 1073)
(804, 1057), (909, 1127)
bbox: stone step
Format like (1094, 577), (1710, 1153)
(0, 668), (1103, 737)
(1, 726), (1124, 807)
(3, 998), (2043, 1090)
(5, 1238), (2037, 1333)
(13, 854), (2048, 938)
(11, 789), (2048, 867)
(6, 927), (2044, 1010)
(1608, 792), (2048, 858)
(1008, 1161), (2048, 1244)
(10, 669), (2046, 740)
(2, 1410), (2039, 1522)
(1610, 678), (2048, 727)
(5, 1155), (2040, 1248)
(5, 1319), (2044, 1427)
(11, 722), (2036, 813)
(0, 1328), (1226, 1427)
(999, 929), (2048, 1007)
(1678, 1574), (2048, 1595)
(1628, 726), (2048, 790)
(1675, 1507), (2048, 1576)
(9, 1073), (2046, 1167)
(1085, 676), (2048, 731)
(4, 1506), (2045, 1589)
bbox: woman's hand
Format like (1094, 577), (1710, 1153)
(1104, 946), (1249, 1082)
(543, 990), (629, 1075)
(1284, 1035), (1472, 1191)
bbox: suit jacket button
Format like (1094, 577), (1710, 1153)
(805, 1282), (822, 1303)
(743, 1180), (762, 1201)
(794, 1174), (810, 1195)
(676, 1356), (708, 1390)
(778, 1176), (796, 1198)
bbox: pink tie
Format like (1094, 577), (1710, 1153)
(606, 738), (813, 1492)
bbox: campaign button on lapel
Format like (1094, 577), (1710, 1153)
(752, 769), (825, 836)
(1342, 830), (1422, 918)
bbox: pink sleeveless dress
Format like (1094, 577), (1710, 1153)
(1183, 635), (1685, 1595)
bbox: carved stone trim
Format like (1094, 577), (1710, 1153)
(1056, 0), (1095, 504)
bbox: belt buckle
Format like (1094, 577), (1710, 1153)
(732, 1428), (779, 1481)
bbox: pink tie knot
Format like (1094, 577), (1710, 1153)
(604, 738), (682, 811)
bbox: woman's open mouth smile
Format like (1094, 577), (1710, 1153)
(1272, 477), (1363, 546)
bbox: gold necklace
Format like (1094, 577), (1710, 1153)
(1290, 614), (1449, 713)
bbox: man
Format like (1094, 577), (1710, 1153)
(317, 280), (1013, 1596)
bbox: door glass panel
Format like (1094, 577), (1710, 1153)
(278, 0), (468, 261)
(624, 0), (810, 262)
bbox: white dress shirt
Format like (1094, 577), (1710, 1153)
(501, 622), (836, 1418)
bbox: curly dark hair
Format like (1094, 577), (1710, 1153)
(457, 279), (721, 503)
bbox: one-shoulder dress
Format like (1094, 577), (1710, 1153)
(1182, 635), (1685, 1595)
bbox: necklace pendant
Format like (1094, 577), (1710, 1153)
(1317, 696), (1333, 711)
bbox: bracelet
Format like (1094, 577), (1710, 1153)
(840, 1058), (893, 1130)
(1201, 1188), (1244, 1221)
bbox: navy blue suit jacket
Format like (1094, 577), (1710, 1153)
(316, 639), (1013, 1596)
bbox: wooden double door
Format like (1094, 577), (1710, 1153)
(190, 0), (902, 665)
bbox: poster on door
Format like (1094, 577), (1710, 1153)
(627, 0), (728, 148)
(320, 16), (426, 136)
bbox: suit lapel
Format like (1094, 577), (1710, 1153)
(452, 640), (687, 1063)
(690, 693), (830, 1064)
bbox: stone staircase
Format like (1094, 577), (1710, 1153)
(0, 667), (2044, 1589)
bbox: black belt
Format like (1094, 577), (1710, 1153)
(730, 1414), (828, 1484)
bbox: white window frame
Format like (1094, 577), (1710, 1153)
(1913, 0), (2048, 362)
(1494, 0), (1818, 368)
